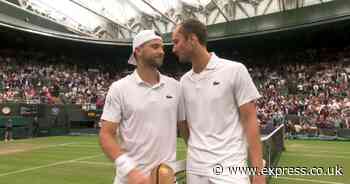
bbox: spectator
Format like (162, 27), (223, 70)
(4, 117), (13, 142)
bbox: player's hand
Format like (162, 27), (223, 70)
(127, 169), (151, 184)
(252, 175), (266, 184)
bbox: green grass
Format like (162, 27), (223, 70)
(0, 136), (348, 184)
(0, 136), (110, 184)
(270, 140), (349, 184)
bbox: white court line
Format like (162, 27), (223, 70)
(176, 147), (350, 155)
(0, 154), (104, 177)
(277, 177), (345, 184)
(32, 142), (77, 149)
(316, 150), (350, 154)
(288, 150), (350, 155)
(69, 143), (99, 146)
(288, 146), (348, 152)
(0, 142), (77, 155)
(283, 153), (349, 159)
(74, 161), (113, 166)
(65, 145), (99, 148)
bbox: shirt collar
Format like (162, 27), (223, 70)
(132, 70), (143, 84)
(158, 74), (166, 87)
(206, 52), (219, 70)
(189, 52), (219, 77)
(132, 70), (165, 87)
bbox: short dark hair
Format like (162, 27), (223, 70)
(179, 19), (208, 46)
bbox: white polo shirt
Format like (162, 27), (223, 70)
(101, 70), (185, 183)
(180, 53), (261, 176)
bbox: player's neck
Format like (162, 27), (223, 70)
(192, 48), (211, 74)
(136, 66), (159, 86)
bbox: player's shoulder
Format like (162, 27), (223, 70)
(160, 74), (179, 84)
(160, 74), (181, 90)
(179, 70), (192, 83)
(108, 75), (132, 91)
(216, 56), (246, 71)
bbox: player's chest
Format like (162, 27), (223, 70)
(183, 76), (232, 104)
(122, 87), (178, 114)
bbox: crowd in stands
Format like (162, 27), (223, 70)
(0, 50), (127, 107)
(245, 47), (350, 134)
(1, 46), (350, 133)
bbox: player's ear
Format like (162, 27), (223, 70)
(190, 33), (199, 48)
(189, 34), (194, 45)
(134, 47), (142, 58)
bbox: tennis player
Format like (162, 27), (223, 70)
(172, 19), (265, 184)
(99, 30), (185, 184)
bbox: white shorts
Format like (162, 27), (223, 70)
(187, 173), (250, 184)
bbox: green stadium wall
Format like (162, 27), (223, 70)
(0, 103), (98, 139)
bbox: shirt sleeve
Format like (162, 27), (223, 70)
(100, 83), (122, 123)
(233, 63), (261, 107)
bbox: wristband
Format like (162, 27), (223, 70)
(115, 154), (137, 177)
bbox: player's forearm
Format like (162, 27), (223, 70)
(240, 103), (264, 170)
(246, 127), (266, 184)
(99, 127), (124, 161)
(99, 123), (139, 178)
(247, 129), (264, 170)
(244, 117), (264, 170)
